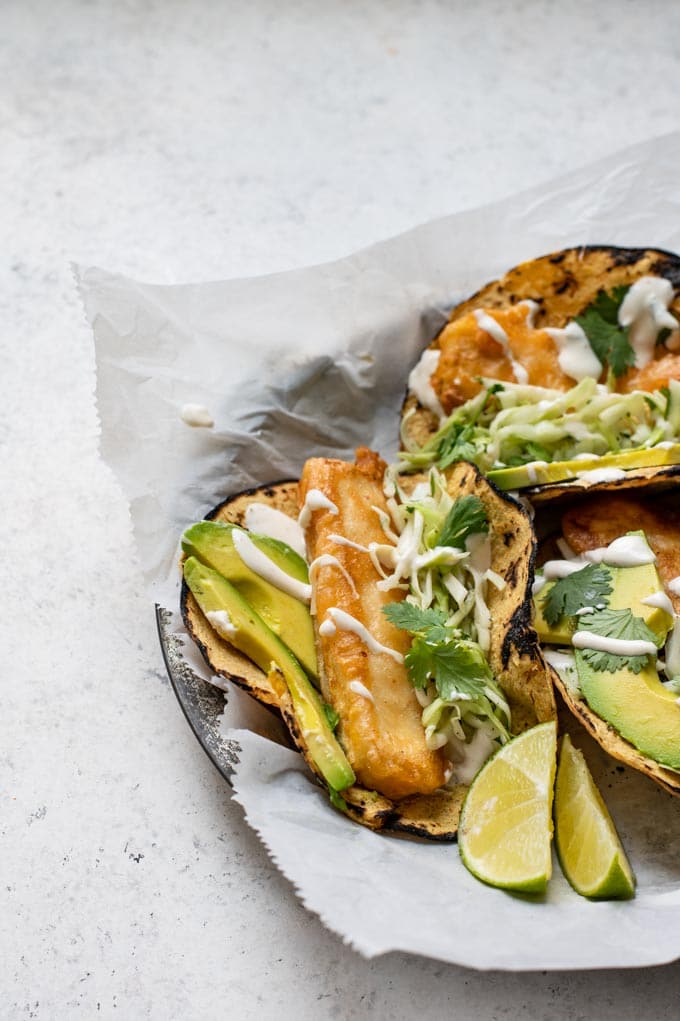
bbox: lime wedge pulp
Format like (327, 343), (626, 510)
(554, 735), (635, 900)
(458, 722), (557, 894)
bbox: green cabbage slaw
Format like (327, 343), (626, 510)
(400, 377), (680, 476)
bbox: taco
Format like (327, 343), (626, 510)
(180, 449), (556, 840)
(532, 488), (680, 796)
(401, 246), (680, 499)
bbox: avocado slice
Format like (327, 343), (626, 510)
(575, 652), (680, 771)
(488, 443), (680, 491)
(533, 587), (575, 646)
(183, 557), (355, 791)
(534, 539), (673, 647)
(182, 521), (317, 679)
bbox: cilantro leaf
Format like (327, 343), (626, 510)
(436, 423), (478, 469)
(432, 385), (502, 469)
(575, 286), (634, 378)
(437, 495), (488, 549)
(383, 602), (447, 633)
(589, 285), (629, 324)
(404, 634), (436, 689)
(404, 634), (492, 696)
(576, 607), (658, 674)
(540, 563), (613, 628)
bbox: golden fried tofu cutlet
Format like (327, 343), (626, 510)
(431, 305), (680, 415)
(431, 305), (573, 413)
(561, 494), (680, 612)
(299, 449), (447, 801)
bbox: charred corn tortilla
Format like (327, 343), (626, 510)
(402, 245), (680, 495)
(552, 674), (680, 798)
(535, 489), (680, 797)
(181, 464), (556, 840)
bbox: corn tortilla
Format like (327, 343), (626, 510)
(181, 467), (556, 840)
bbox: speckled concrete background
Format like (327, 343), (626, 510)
(3, 1), (680, 1017)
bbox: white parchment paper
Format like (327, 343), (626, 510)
(83, 133), (680, 969)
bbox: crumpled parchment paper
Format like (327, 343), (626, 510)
(82, 132), (680, 969)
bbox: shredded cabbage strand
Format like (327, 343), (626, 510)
(379, 468), (511, 765)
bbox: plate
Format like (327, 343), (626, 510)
(158, 604), (680, 970)
(156, 606), (238, 781)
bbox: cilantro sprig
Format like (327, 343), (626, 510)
(437, 495), (488, 549)
(540, 563), (613, 628)
(575, 285), (634, 379)
(382, 602), (447, 636)
(576, 608), (658, 674)
(383, 602), (509, 732)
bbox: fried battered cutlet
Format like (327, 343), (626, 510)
(299, 448), (447, 801)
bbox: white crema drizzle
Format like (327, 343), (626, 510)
(473, 308), (529, 384)
(244, 503), (307, 559)
(407, 348), (445, 419)
(320, 608), (404, 664)
(232, 530), (312, 603)
(584, 534), (656, 567)
(298, 489), (339, 529)
(308, 554), (358, 615)
(618, 276), (679, 368)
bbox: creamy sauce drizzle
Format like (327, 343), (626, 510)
(576, 468), (627, 483)
(452, 727), (499, 786)
(520, 299), (539, 326)
(244, 503), (307, 559)
(205, 609), (237, 639)
(542, 559), (588, 580)
(584, 534), (656, 567)
(298, 489), (339, 529)
(668, 576), (680, 596)
(232, 529), (312, 603)
(408, 348), (445, 418)
(642, 591), (675, 615)
(543, 649), (581, 697)
(618, 276), (679, 368)
(328, 533), (371, 553)
(308, 554), (358, 614)
(474, 309), (529, 384)
(321, 608), (404, 663)
(664, 617), (680, 678)
(545, 321), (603, 382)
(180, 403), (214, 428)
(348, 680), (375, 703)
(525, 460), (548, 484)
(543, 649), (577, 671)
(571, 632), (657, 657)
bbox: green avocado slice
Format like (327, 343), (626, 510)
(184, 557), (355, 792)
(534, 539), (673, 647)
(182, 520), (317, 680)
(488, 443), (680, 491)
(575, 652), (680, 771)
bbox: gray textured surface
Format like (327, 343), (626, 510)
(3, 1), (680, 1017)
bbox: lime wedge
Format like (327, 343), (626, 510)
(458, 722), (557, 893)
(554, 735), (635, 900)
